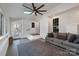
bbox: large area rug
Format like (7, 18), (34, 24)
(17, 39), (71, 56)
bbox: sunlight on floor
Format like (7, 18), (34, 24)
(26, 35), (42, 41)
(6, 35), (42, 56)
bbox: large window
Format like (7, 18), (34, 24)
(53, 18), (59, 33)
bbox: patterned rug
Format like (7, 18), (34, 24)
(17, 39), (72, 56)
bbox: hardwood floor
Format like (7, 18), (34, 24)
(6, 35), (41, 56)
(18, 39), (67, 56)
(6, 35), (72, 56)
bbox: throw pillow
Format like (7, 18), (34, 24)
(74, 38), (79, 44)
(57, 33), (67, 40)
(53, 33), (58, 38)
(47, 33), (54, 37)
(67, 33), (76, 42)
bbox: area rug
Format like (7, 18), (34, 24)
(17, 39), (71, 56)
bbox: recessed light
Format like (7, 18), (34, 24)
(24, 11), (32, 14)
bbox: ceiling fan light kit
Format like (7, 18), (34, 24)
(24, 11), (32, 14)
(23, 3), (47, 16)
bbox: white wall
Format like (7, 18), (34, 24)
(54, 6), (79, 34)
(39, 15), (48, 39)
(47, 4), (79, 34)
(35, 22), (40, 34)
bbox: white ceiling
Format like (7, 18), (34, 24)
(0, 3), (61, 19)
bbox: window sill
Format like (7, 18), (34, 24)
(0, 36), (4, 40)
(0, 33), (9, 56)
(0, 33), (9, 40)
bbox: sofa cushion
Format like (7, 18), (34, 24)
(74, 38), (79, 44)
(47, 33), (54, 38)
(74, 35), (79, 44)
(46, 37), (64, 44)
(67, 33), (76, 42)
(52, 38), (64, 44)
(53, 33), (58, 38)
(57, 33), (67, 40)
(76, 35), (79, 38)
(46, 37), (54, 41)
(63, 41), (79, 49)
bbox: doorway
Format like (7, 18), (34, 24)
(11, 20), (40, 39)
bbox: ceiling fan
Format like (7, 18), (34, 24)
(23, 3), (47, 16)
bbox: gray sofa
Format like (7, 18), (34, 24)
(45, 32), (79, 55)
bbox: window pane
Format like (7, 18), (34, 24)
(0, 14), (2, 35)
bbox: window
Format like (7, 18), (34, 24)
(0, 13), (4, 35)
(5, 18), (8, 34)
(32, 22), (35, 28)
(53, 18), (59, 33)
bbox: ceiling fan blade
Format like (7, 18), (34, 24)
(35, 10), (43, 15)
(23, 4), (33, 11)
(37, 12), (43, 15)
(37, 4), (44, 10)
(32, 3), (35, 10)
(38, 10), (47, 12)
